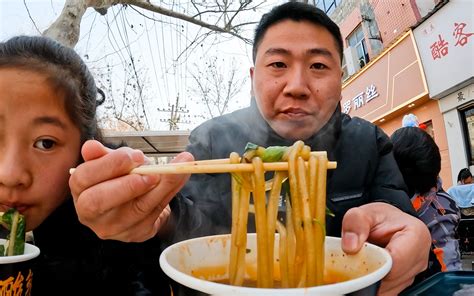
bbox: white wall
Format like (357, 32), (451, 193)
(413, 0), (474, 99)
(439, 84), (474, 184)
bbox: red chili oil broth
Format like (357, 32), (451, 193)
(191, 263), (353, 288)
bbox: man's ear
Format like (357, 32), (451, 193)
(250, 67), (255, 97)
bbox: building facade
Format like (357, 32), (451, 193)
(412, 0), (474, 185)
(315, 0), (473, 188)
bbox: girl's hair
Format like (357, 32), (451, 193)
(457, 168), (472, 184)
(391, 127), (441, 196)
(0, 35), (103, 144)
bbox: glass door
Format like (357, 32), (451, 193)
(460, 105), (474, 166)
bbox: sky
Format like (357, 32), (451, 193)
(0, 0), (281, 131)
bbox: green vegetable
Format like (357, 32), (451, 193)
(326, 207), (335, 217)
(0, 208), (26, 256)
(260, 146), (288, 162)
(243, 142), (288, 163)
(244, 142), (335, 222)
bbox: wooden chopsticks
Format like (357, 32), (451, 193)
(131, 161), (337, 175)
(69, 152), (337, 175)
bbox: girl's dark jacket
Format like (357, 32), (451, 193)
(31, 197), (170, 296)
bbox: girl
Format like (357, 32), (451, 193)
(0, 36), (171, 296)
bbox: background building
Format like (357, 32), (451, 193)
(412, 0), (474, 185)
(317, 0), (474, 188)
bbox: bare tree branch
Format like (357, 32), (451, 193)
(41, 0), (260, 130)
(23, 0), (41, 34)
(189, 56), (247, 119)
(43, 0), (257, 48)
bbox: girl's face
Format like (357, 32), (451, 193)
(0, 68), (81, 231)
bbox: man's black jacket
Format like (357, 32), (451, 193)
(170, 102), (416, 243)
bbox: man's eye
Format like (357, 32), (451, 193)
(34, 139), (56, 150)
(270, 62), (286, 68)
(311, 63), (327, 70)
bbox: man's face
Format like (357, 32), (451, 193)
(250, 20), (343, 140)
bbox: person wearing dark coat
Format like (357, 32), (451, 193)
(172, 101), (416, 241)
(32, 198), (170, 296)
(69, 3), (432, 296)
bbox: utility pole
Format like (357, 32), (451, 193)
(158, 93), (190, 130)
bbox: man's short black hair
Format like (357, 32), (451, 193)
(391, 127), (441, 196)
(252, 2), (343, 63)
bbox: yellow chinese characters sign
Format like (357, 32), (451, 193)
(0, 269), (33, 296)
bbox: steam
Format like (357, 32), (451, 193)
(168, 101), (341, 245)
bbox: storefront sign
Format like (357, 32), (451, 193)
(341, 31), (427, 122)
(342, 84), (379, 114)
(429, 22), (472, 60)
(414, 0), (474, 98)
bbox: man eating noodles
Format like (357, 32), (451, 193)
(69, 2), (431, 296)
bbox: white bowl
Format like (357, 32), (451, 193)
(0, 238), (40, 264)
(160, 234), (392, 296)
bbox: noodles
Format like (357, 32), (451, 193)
(228, 140), (335, 288)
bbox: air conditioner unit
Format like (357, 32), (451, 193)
(343, 46), (361, 76)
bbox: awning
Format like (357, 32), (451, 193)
(102, 130), (190, 156)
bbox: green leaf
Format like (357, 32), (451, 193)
(243, 142), (288, 163)
(260, 146), (288, 162)
(243, 142), (263, 163)
(11, 214), (25, 255)
(326, 207), (335, 217)
(1, 208), (15, 229)
(0, 209), (26, 256)
(244, 142), (259, 152)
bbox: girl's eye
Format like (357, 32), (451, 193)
(270, 62), (286, 68)
(34, 139), (56, 150)
(311, 63), (327, 70)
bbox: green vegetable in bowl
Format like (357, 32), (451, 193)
(0, 208), (26, 256)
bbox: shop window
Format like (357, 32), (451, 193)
(312, 0), (343, 15)
(460, 106), (474, 166)
(341, 55), (349, 81)
(347, 26), (370, 68)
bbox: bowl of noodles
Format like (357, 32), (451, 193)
(159, 141), (390, 295)
(160, 233), (392, 296)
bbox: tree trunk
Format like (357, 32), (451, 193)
(42, 0), (253, 48)
(43, 0), (90, 47)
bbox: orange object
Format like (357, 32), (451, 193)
(412, 195), (424, 211)
(433, 248), (447, 272)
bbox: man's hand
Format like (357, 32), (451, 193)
(341, 202), (431, 295)
(69, 140), (192, 242)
